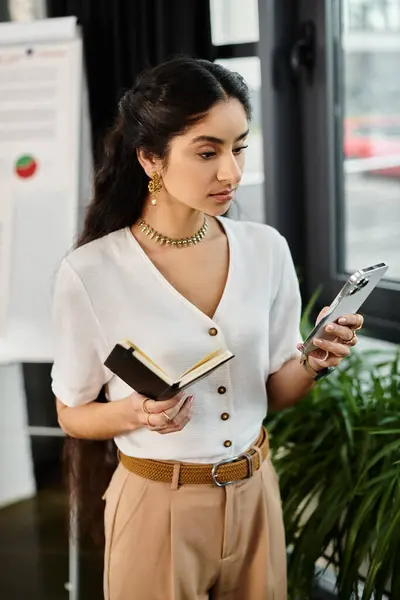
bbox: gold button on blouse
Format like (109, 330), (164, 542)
(224, 440), (232, 448)
(218, 386), (226, 394)
(208, 327), (218, 337)
(221, 413), (230, 421)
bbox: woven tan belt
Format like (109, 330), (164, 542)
(118, 427), (269, 487)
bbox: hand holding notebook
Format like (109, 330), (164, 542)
(104, 340), (234, 400)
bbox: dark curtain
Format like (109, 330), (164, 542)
(0, 0), (10, 21)
(47, 0), (215, 156)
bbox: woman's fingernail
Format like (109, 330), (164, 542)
(326, 325), (334, 332)
(314, 338), (322, 345)
(339, 317), (347, 324)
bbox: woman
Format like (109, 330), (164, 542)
(52, 57), (363, 600)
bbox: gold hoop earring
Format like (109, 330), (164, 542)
(148, 172), (162, 206)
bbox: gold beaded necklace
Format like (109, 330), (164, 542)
(138, 216), (209, 248)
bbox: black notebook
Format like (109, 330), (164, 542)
(104, 340), (234, 400)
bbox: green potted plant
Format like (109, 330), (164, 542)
(266, 296), (400, 600)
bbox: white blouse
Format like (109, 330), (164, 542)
(51, 217), (302, 463)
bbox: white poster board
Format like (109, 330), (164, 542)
(0, 16), (90, 363)
(0, 184), (13, 336)
(0, 18), (92, 598)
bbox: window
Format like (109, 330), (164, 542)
(343, 0), (400, 32)
(290, 0), (400, 342)
(8, 0), (45, 21)
(209, 0), (259, 45)
(342, 20), (400, 281)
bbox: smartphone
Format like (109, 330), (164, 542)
(299, 262), (388, 356)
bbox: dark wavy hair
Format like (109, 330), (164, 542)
(65, 56), (252, 546)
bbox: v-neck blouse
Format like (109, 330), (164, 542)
(124, 216), (235, 323)
(51, 217), (302, 463)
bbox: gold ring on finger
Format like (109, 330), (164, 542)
(354, 316), (364, 331)
(146, 413), (159, 431)
(345, 330), (356, 345)
(350, 333), (358, 347)
(162, 411), (172, 422)
(142, 397), (151, 414)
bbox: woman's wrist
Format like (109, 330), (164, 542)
(307, 355), (326, 374)
(299, 354), (326, 381)
(300, 354), (335, 384)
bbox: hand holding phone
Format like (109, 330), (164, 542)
(299, 262), (388, 357)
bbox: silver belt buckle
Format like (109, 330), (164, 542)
(211, 452), (254, 487)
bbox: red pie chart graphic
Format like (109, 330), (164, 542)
(15, 155), (38, 179)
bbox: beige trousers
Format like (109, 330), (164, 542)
(103, 456), (287, 600)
